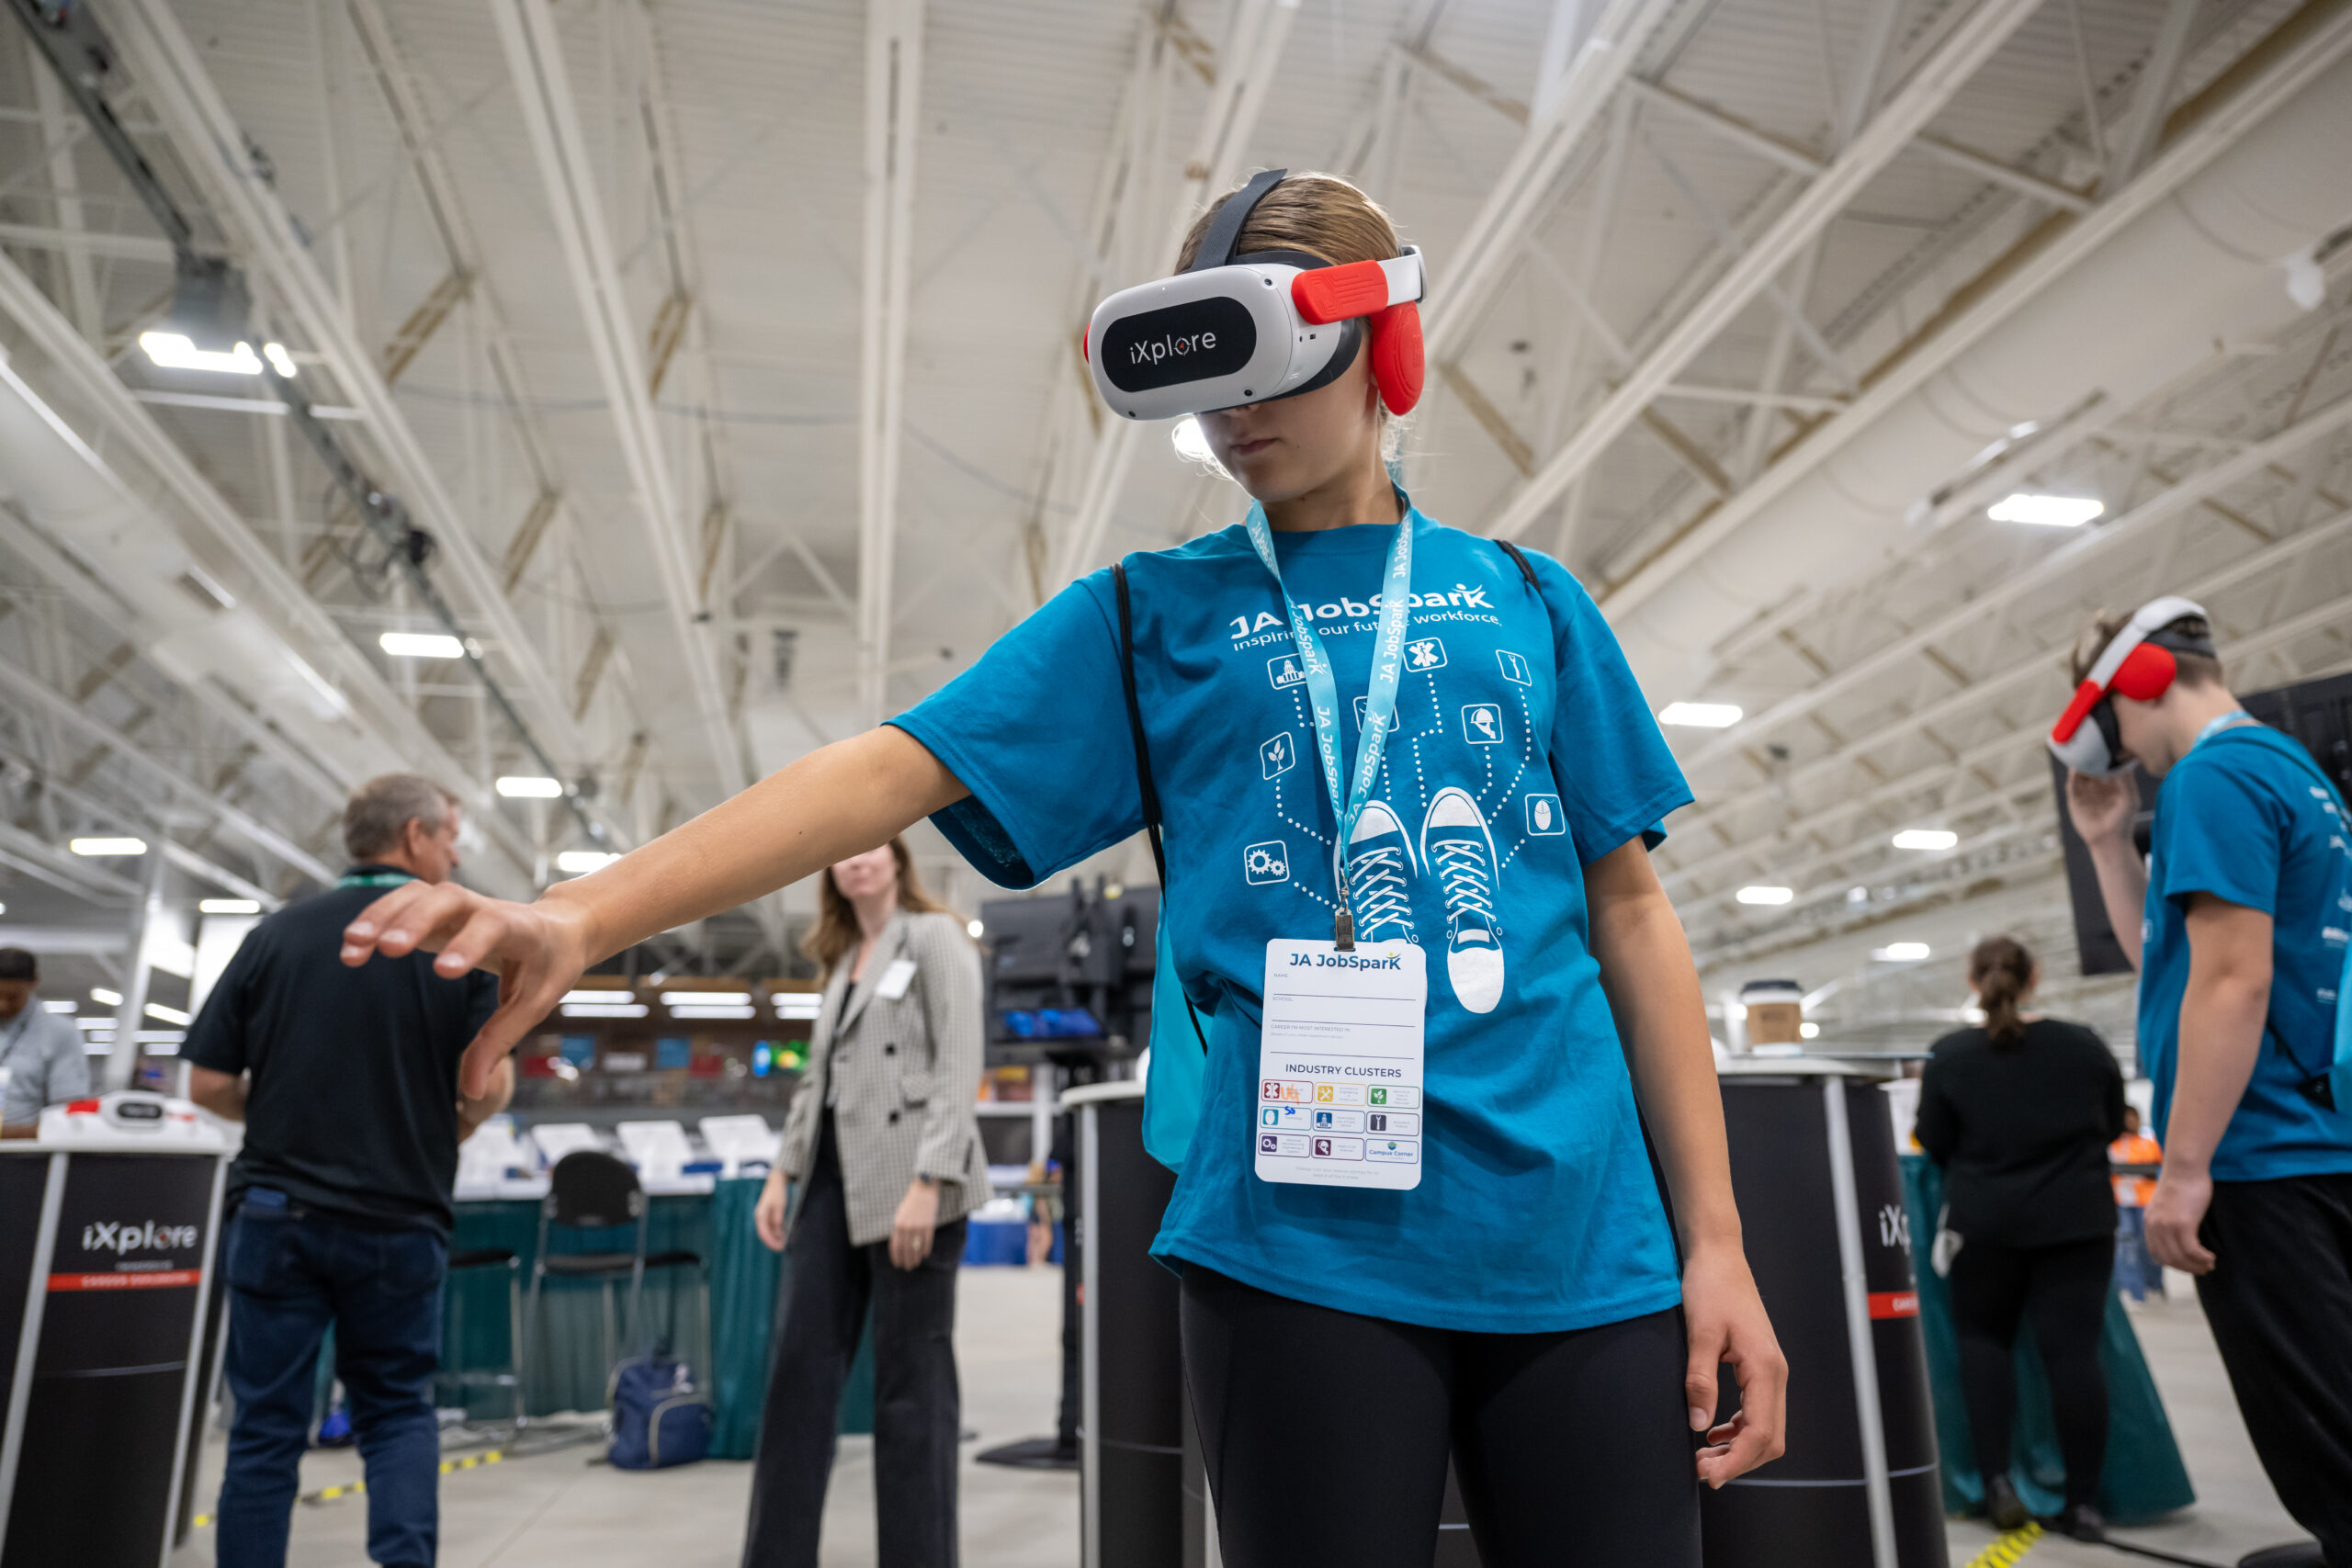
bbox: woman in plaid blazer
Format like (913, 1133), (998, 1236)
(742, 837), (985, 1568)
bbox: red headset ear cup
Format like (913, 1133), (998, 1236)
(2109, 642), (2177, 702)
(1368, 302), (1423, 416)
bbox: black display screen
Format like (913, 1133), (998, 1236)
(1099, 296), (1255, 393)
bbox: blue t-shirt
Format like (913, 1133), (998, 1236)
(891, 503), (1693, 1332)
(2139, 725), (2352, 1181)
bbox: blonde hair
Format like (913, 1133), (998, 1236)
(2071, 608), (2223, 690)
(799, 835), (956, 977)
(1175, 171), (1402, 272)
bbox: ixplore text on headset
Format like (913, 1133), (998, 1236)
(340, 170), (1786, 1566)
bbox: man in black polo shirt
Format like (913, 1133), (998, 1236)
(187, 773), (507, 1568)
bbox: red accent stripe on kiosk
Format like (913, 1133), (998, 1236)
(48, 1269), (201, 1292)
(1869, 1291), (1919, 1319)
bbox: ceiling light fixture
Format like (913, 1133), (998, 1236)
(379, 631), (464, 660)
(1871, 942), (1931, 962)
(559, 988), (633, 1005)
(556, 850), (621, 874)
(1658, 702), (1743, 728)
(560, 1001), (649, 1019)
(263, 342), (298, 378)
(1800, 1021), (1820, 1040)
(668, 1004), (757, 1021)
(70, 837), (147, 856)
(199, 898), (262, 915)
(1988, 493), (2103, 527)
(1892, 829), (1958, 851)
(662, 992), (752, 1008)
(146, 1002), (192, 1025)
(967, 919), (985, 939)
(496, 775), (563, 799)
(1736, 886), (1793, 906)
(90, 987), (122, 1007)
(139, 331), (264, 375)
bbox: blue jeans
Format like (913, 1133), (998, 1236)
(217, 1193), (447, 1568)
(2115, 1206), (2157, 1301)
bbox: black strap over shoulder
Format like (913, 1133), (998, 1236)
(1495, 538), (1540, 591)
(1113, 560), (1208, 1055)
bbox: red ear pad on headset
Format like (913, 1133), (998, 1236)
(2109, 642), (2177, 702)
(1369, 303), (1424, 416)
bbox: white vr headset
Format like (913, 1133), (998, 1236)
(2046, 595), (2214, 775)
(1083, 168), (1427, 422)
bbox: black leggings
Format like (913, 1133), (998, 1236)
(1946, 1234), (2113, 1508)
(1181, 1265), (1700, 1568)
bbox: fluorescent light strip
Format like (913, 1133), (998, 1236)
(556, 851), (621, 874)
(1735, 886), (1793, 906)
(662, 992), (752, 1007)
(560, 1002), (649, 1019)
(146, 1003), (191, 1025)
(1892, 829), (1958, 851)
(560, 988), (634, 1005)
(669, 1005), (757, 1020)
(1658, 702), (1743, 728)
(380, 631), (464, 660)
(1987, 493), (2103, 527)
(496, 775), (563, 799)
(200, 898), (263, 915)
(69, 837), (148, 856)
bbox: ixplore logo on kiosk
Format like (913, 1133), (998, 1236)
(81, 1219), (200, 1256)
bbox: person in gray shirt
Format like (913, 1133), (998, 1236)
(0, 947), (90, 1135)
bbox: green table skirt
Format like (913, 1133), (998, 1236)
(445, 1179), (873, 1460)
(1900, 1156), (2193, 1524)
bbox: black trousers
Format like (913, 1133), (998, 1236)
(1945, 1233), (2113, 1509)
(1181, 1264), (1701, 1568)
(2195, 1174), (2352, 1564)
(742, 1114), (967, 1568)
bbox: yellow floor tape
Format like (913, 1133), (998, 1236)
(1962, 1520), (2045, 1568)
(192, 1450), (503, 1529)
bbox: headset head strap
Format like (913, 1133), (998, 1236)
(1188, 168), (1288, 273)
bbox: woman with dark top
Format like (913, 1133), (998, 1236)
(1917, 935), (2125, 1541)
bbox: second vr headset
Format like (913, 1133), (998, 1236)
(2047, 595), (2214, 775)
(1084, 168), (1426, 422)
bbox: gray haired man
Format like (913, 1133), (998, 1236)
(186, 773), (509, 1568)
(0, 947), (90, 1136)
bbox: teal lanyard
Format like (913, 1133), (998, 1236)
(2188, 710), (2254, 755)
(338, 872), (415, 889)
(1241, 500), (1415, 949)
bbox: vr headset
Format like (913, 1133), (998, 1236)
(1084, 167), (1426, 422)
(2046, 595), (2214, 775)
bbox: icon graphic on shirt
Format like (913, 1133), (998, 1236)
(1496, 649), (1533, 685)
(1351, 696), (1392, 745)
(1405, 637), (1447, 671)
(1462, 705), (1503, 745)
(1335, 800), (1418, 943)
(1261, 732), (1296, 779)
(1424, 787), (1505, 1014)
(1267, 654), (1307, 689)
(1244, 841), (1290, 886)
(1525, 794), (1565, 836)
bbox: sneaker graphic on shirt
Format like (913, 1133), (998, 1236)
(1421, 786), (1503, 1013)
(1334, 800), (1418, 944)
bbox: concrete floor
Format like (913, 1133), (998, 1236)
(168, 1266), (2319, 1568)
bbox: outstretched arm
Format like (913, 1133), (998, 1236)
(342, 726), (968, 1096)
(1587, 838), (1788, 1487)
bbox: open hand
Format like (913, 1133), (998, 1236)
(1683, 1243), (1788, 1488)
(754, 1170), (790, 1252)
(341, 882), (591, 1098)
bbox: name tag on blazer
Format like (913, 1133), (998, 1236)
(874, 958), (918, 1001)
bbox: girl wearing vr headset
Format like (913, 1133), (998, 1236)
(339, 171), (1784, 1567)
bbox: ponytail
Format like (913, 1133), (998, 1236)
(1969, 935), (2035, 1048)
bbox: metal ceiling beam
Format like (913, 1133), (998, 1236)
(855, 0), (925, 729)
(1050, 0), (1304, 585)
(0, 657), (334, 884)
(1671, 391), (2352, 783)
(1485, 0), (2044, 542)
(1661, 491), (2352, 894)
(1591, 0), (2352, 618)
(0, 248), (543, 886)
(1419, 0), (1676, 368)
(104, 0), (585, 767)
(2109, 0), (2202, 185)
(487, 0), (746, 795)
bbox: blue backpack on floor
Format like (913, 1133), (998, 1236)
(607, 1354), (712, 1471)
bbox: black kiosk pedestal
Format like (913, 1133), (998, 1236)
(1, 1096), (229, 1568)
(1706, 1062), (1942, 1568)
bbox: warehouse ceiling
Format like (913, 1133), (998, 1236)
(1, 0), (2347, 1031)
